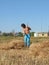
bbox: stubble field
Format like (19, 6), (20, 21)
(0, 36), (49, 65)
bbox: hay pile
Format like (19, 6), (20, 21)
(29, 41), (49, 58)
(0, 40), (24, 50)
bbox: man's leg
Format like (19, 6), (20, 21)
(24, 35), (27, 47)
(27, 38), (30, 47)
(27, 34), (30, 47)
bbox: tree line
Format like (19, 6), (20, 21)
(0, 31), (35, 37)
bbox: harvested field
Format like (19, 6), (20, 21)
(0, 36), (49, 65)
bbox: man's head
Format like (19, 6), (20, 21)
(21, 23), (26, 28)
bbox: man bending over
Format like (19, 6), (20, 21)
(21, 23), (31, 47)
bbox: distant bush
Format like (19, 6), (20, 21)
(2, 33), (14, 36)
(30, 32), (35, 36)
(18, 32), (23, 37)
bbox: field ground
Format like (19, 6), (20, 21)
(0, 36), (49, 65)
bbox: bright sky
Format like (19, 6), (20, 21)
(0, 0), (49, 32)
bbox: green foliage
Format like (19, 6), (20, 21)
(2, 33), (14, 36)
(9, 33), (14, 36)
(3, 33), (8, 36)
(30, 32), (35, 36)
(18, 32), (23, 37)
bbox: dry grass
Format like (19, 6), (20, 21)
(29, 41), (49, 57)
(0, 37), (49, 65)
(0, 39), (24, 50)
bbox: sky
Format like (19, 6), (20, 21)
(0, 0), (49, 32)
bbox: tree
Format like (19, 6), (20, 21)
(3, 33), (8, 36)
(2, 32), (14, 36)
(9, 33), (14, 36)
(18, 32), (23, 37)
(30, 32), (35, 36)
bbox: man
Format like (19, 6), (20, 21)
(21, 23), (31, 47)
